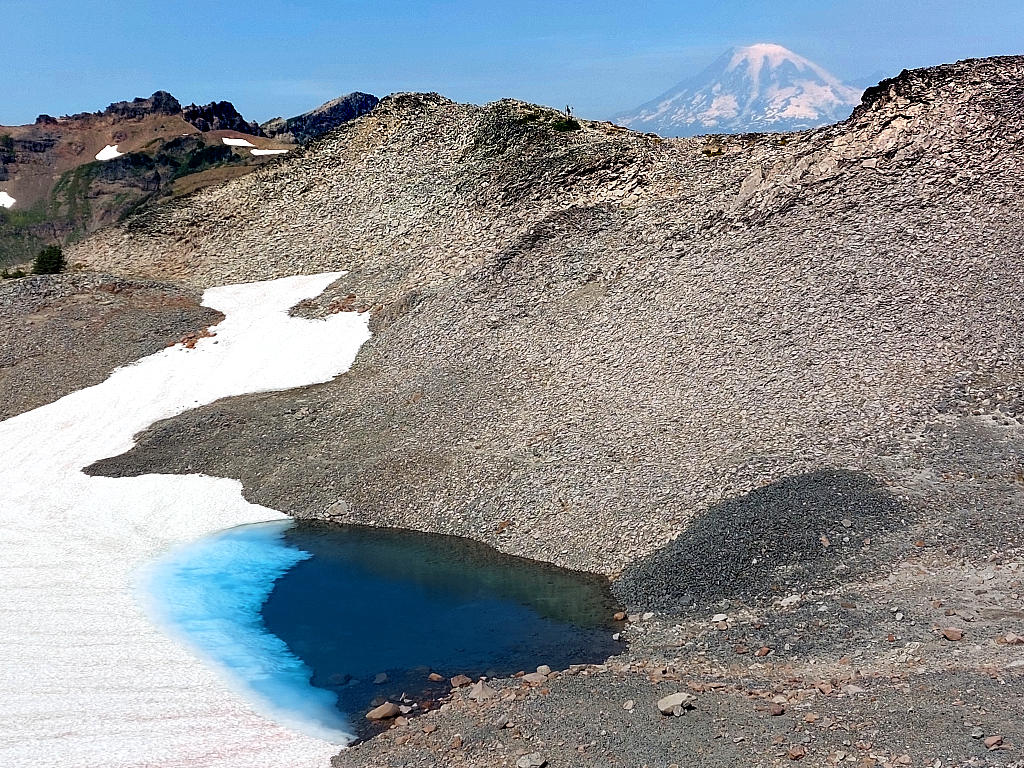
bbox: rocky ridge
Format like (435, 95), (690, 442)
(262, 92), (380, 144)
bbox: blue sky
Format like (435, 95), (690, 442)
(3, 0), (1022, 125)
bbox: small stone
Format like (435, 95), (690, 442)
(365, 702), (400, 720)
(657, 692), (696, 715)
(451, 734), (463, 748)
(983, 735), (1003, 749)
(970, 727), (985, 739)
(788, 745), (807, 760)
(373, 672), (388, 684)
(769, 702), (786, 716)
(422, 723), (437, 734)
(394, 716), (409, 727)
(469, 680), (497, 701)
(493, 714), (510, 729)
(522, 672), (548, 684)
(942, 627), (964, 641)
(428, 672), (444, 682)
(450, 674), (472, 688)
(711, 613), (728, 623)
(623, 699), (635, 711)
(516, 753), (547, 768)
(842, 684), (866, 695)
(755, 646), (772, 657)
(613, 611), (627, 621)
(536, 664), (552, 675)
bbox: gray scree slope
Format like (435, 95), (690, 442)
(83, 58), (1024, 590)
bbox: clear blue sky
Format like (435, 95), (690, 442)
(3, 0), (1022, 125)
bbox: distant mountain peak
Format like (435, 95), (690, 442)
(615, 43), (862, 137)
(261, 92), (379, 145)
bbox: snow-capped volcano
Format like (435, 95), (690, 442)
(615, 43), (862, 137)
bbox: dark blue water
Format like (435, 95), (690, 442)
(142, 520), (620, 743)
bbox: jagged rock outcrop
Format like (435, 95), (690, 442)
(81, 58), (1024, 586)
(102, 90), (183, 119)
(261, 92), (379, 144)
(183, 100), (265, 136)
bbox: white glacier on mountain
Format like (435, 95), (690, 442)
(615, 43), (862, 137)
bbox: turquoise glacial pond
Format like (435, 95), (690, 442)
(141, 520), (621, 742)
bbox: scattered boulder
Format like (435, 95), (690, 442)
(941, 627), (964, 641)
(468, 680), (497, 701)
(365, 701), (400, 720)
(373, 672), (388, 684)
(536, 664), (552, 675)
(428, 672), (444, 682)
(522, 672), (548, 685)
(657, 691), (696, 716)
(516, 753), (547, 768)
(450, 674), (472, 688)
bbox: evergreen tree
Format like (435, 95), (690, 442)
(32, 245), (65, 275)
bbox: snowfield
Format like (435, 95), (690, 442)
(0, 190), (15, 208)
(223, 136), (257, 147)
(251, 148), (289, 156)
(95, 144), (124, 161)
(0, 273), (371, 768)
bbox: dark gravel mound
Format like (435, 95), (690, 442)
(615, 470), (908, 611)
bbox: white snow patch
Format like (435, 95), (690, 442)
(95, 144), (124, 161)
(0, 190), (15, 208)
(251, 148), (289, 156)
(0, 272), (370, 768)
(223, 136), (257, 147)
